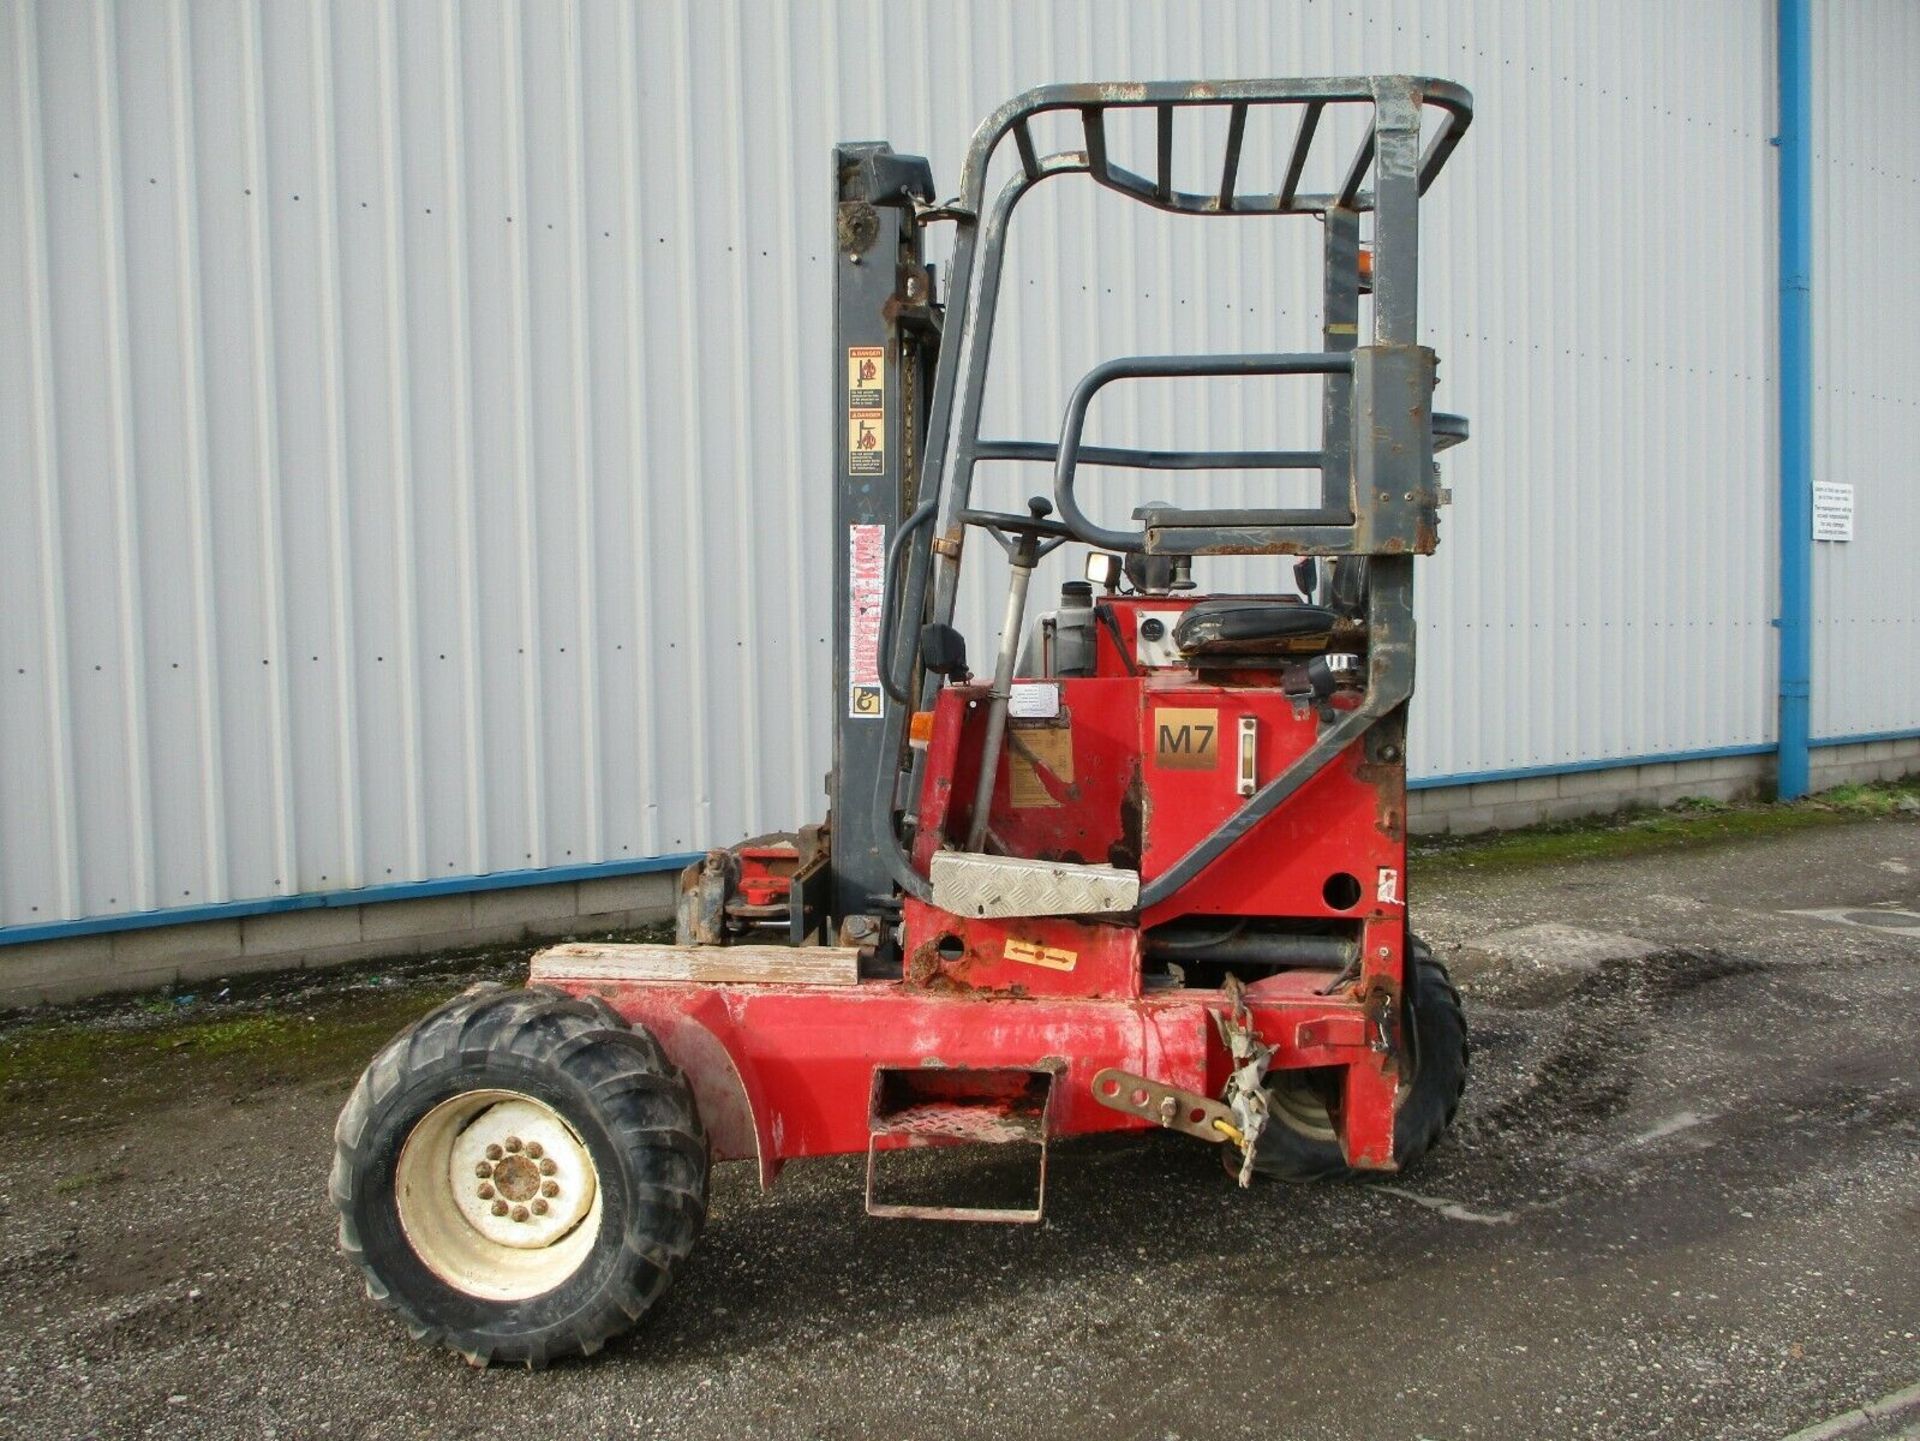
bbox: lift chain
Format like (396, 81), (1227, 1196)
(1212, 975), (1276, 1188)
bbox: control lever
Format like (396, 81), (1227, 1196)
(960, 498), (1070, 851)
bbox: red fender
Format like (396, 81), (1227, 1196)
(619, 991), (784, 1190)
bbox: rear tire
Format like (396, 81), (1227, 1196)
(1243, 941), (1468, 1183)
(330, 985), (707, 1367)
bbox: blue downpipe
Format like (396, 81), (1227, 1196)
(1776, 0), (1813, 799)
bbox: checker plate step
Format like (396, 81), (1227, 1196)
(928, 851), (1139, 918)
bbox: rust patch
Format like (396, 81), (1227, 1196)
(491, 1154), (541, 1203)
(836, 200), (878, 255)
(904, 944), (941, 989)
(1378, 805), (1405, 843)
(882, 260), (935, 325)
(1115, 761), (1146, 871)
(904, 938), (1024, 998)
(1355, 755), (1408, 844)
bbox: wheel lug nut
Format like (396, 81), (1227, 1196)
(538, 1158), (557, 1176)
(485, 1143), (503, 1161)
(541, 1180), (559, 1198)
(478, 1183), (495, 1200)
(525, 1141), (543, 1159)
(473, 1162), (492, 1179)
(510, 1205), (530, 1222)
(531, 1198), (549, 1216)
(504, 1136), (523, 1153)
(491, 1199), (508, 1217)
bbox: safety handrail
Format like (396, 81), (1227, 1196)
(975, 439), (1324, 471)
(1050, 353), (1354, 552)
(955, 77), (1473, 220)
(869, 77), (1471, 905)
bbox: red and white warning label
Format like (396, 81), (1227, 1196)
(848, 522), (886, 717)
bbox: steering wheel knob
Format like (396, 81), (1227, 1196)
(956, 505), (1074, 544)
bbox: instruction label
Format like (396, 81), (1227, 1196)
(848, 523), (886, 717)
(1008, 682), (1060, 720)
(1813, 481), (1853, 542)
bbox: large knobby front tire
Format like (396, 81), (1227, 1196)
(1244, 941), (1469, 1183)
(330, 985), (708, 1367)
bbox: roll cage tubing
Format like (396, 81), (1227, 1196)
(871, 77), (1473, 905)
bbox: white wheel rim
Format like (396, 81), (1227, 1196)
(395, 1089), (603, 1301)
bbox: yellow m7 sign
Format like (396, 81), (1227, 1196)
(1153, 708), (1220, 769)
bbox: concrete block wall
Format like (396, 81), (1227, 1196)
(1807, 736), (1920, 790)
(2, 737), (1914, 1008)
(1409, 736), (1920, 836)
(1409, 756), (1769, 836)
(0, 872), (677, 1010)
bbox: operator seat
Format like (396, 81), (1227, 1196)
(1173, 599), (1340, 659)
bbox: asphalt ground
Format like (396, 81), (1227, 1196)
(1, 812), (1916, 1440)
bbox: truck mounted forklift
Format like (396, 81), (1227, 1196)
(332, 75), (1475, 1366)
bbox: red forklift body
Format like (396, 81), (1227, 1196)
(336, 73), (1478, 1371)
(533, 77), (1475, 1213)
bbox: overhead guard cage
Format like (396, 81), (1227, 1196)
(869, 77), (1474, 905)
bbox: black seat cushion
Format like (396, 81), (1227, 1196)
(1173, 600), (1339, 658)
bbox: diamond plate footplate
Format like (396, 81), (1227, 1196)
(928, 851), (1139, 918)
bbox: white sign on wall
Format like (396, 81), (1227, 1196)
(1813, 482), (1854, 542)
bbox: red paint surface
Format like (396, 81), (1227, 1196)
(562, 593), (1414, 1178)
(541, 971), (1395, 1168)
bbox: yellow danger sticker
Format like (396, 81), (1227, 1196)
(847, 346), (884, 410)
(1003, 938), (1077, 971)
(848, 411), (884, 475)
(847, 346), (885, 475)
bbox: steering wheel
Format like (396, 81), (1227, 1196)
(958, 496), (1074, 557)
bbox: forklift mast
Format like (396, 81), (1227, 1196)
(828, 143), (940, 920)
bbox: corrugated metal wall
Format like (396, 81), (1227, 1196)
(1809, 0), (1920, 739)
(0, 0), (1904, 935)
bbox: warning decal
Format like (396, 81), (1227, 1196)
(847, 346), (885, 476)
(847, 346), (884, 410)
(848, 523), (886, 717)
(848, 412), (884, 475)
(1003, 938), (1077, 972)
